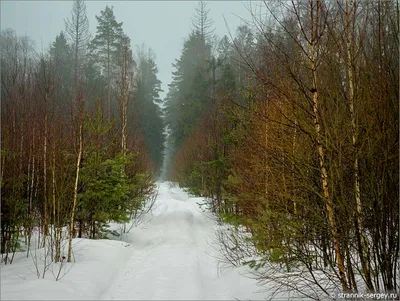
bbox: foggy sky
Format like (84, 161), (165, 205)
(1, 1), (256, 100)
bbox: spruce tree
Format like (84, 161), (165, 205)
(78, 103), (132, 239)
(50, 31), (73, 114)
(164, 31), (212, 154)
(191, 1), (215, 41)
(135, 47), (165, 172)
(90, 5), (124, 119)
(64, 0), (90, 93)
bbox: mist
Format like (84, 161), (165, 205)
(1, 0), (254, 100)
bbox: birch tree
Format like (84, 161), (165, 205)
(65, 0), (90, 263)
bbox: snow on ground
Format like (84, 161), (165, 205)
(1, 181), (272, 300)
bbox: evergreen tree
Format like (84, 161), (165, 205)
(232, 25), (255, 92)
(64, 0), (90, 92)
(191, 1), (215, 41)
(78, 103), (132, 239)
(50, 31), (73, 79)
(217, 35), (233, 62)
(49, 31), (73, 114)
(90, 5), (125, 119)
(164, 31), (212, 153)
(164, 3), (216, 163)
(84, 55), (107, 111)
(79, 151), (133, 239)
(134, 47), (165, 172)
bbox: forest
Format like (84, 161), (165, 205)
(1, 0), (399, 299)
(165, 0), (399, 296)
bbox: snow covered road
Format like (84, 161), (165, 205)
(1, 182), (269, 300)
(101, 182), (265, 300)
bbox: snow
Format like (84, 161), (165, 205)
(1, 181), (272, 300)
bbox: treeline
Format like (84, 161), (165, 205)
(165, 0), (399, 298)
(1, 0), (164, 264)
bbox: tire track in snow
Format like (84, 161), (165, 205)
(100, 183), (212, 300)
(100, 182), (265, 300)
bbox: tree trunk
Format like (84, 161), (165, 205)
(107, 43), (111, 120)
(121, 44), (128, 155)
(67, 106), (83, 263)
(78, 220), (82, 238)
(309, 0), (348, 291)
(92, 220), (96, 239)
(345, 0), (374, 292)
(51, 131), (60, 262)
(292, 118), (297, 215)
(43, 94), (48, 244)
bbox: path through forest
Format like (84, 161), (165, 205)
(0, 182), (270, 300)
(100, 181), (266, 300)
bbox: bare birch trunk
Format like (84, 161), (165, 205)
(51, 130), (59, 262)
(265, 120), (268, 198)
(0, 131), (5, 184)
(67, 6), (87, 261)
(43, 95), (48, 244)
(121, 45), (128, 155)
(292, 118), (297, 214)
(29, 128), (35, 223)
(345, 0), (373, 291)
(122, 95), (127, 154)
(26, 127), (35, 258)
(107, 45), (111, 120)
(120, 45), (129, 233)
(68, 105), (83, 263)
(311, 64), (348, 292)
(309, 0), (348, 291)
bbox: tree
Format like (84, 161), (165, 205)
(78, 104), (131, 239)
(306, 0), (347, 290)
(204, 0), (399, 297)
(50, 31), (73, 116)
(164, 30), (212, 160)
(114, 34), (134, 158)
(90, 5), (124, 120)
(191, 1), (215, 40)
(65, 0), (90, 95)
(0, 4), (161, 271)
(134, 46), (165, 172)
(341, 0), (373, 291)
(65, 0), (90, 263)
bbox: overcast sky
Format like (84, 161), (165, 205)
(1, 1), (257, 99)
